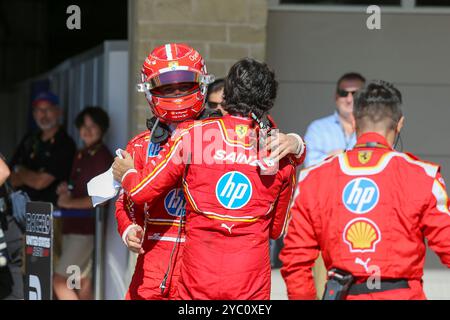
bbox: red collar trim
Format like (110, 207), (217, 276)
(355, 132), (392, 150)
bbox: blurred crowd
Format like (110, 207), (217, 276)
(0, 92), (114, 299)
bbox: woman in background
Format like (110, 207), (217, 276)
(53, 107), (112, 300)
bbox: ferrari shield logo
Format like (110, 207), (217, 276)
(235, 125), (248, 139)
(358, 151), (372, 164)
(168, 61), (179, 69)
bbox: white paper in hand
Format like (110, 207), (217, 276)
(87, 148), (124, 207)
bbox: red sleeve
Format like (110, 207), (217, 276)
(420, 171), (450, 267)
(270, 162), (296, 239)
(122, 129), (187, 206)
(115, 140), (146, 241)
(279, 175), (320, 300)
(115, 191), (145, 239)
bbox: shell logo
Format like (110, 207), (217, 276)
(343, 218), (381, 253)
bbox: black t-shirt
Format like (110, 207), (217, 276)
(10, 128), (76, 205)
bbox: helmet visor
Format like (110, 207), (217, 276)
(149, 70), (201, 89)
(150, 81), (200, 98)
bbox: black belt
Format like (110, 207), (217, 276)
(348, 279), (410, 295)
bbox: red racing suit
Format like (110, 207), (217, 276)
(115, 129), (186, 300)
(121, 115), (303, 299)
(280, 132), (450, 300)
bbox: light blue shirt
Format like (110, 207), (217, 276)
(304, 111), (356, 167)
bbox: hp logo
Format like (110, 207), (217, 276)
(147, 142), (161, 157)
(164, 188), (186, 217)
(342, 178), (379, 214)
(216, 172), (252, 209)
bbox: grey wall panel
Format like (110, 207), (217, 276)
(83, 59), (96, 107)
(267, 11), (450, 84)
(398, 85), (450, 155)
(271, 82), (337, 135)
(104, 50), (130, 152)
(67, 64), (83, 143)
(97, 55), (105, 107)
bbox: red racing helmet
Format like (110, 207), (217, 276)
(137, 43), (214, 123)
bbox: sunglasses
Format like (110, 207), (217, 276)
(208, 101), (221, 109)
(337, 89), (358, 98)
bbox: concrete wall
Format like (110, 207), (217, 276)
(127, 0), (268, 135)
(267, 8), (450, 299)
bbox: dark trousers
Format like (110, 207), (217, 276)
(270, 238), (284, 269)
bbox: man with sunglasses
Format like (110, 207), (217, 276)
(206, 78), (225, 114)
(305, 72), (365, 168)
(115, 44), (306, 300)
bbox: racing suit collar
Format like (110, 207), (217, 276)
(355, 132), (393, 150)
(226, 114), (253, 122)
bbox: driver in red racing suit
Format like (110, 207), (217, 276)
(280, 80), (450, 300)
(115, 127), (185, 300)
(115, 43), (216, 300)
(113, 58), (305, 299)
(115, 46), (306, 300)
